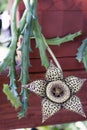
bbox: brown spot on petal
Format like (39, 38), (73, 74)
(45, 62), (63, 82)
(62, 95), (86, 117)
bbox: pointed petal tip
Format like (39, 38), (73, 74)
(79, 111), (86, 118)
(42, 118), (46, 123)
(82, 113), (86, 118)
(22, 84), (29, 89)
(42, 114), (49, 123)
(49, 60), (55, 67)
(81, 78), (86, 86)
(82, 78), (87, 82)
(42, 120), (44, 123)
(62, 95), (86, 119)
(41, 98), (61, 123)
(42, 115), (50, 123)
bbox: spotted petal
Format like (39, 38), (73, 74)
(42, 97), (61, 123)
(65, 76), (86, 94)
(45, 62), (63, 82)
(23, 80), (47, 97)
(62, 95), (86, 117)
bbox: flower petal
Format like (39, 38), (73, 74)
(45, 62), (63, 82)
(62, 95), (86, 117)
(42, 97), (61, 122)
(65, 76), (86, 94)
(23, 80), (47, 97)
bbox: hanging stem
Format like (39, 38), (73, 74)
(42, 35), (62, 70)
(2, 0), (22, 110)
(32, 0), (62, 70)
(33, 18), (62, 70)
(18, 0), (35, 119)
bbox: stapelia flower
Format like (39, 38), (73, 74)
(23, 62), (86, 122)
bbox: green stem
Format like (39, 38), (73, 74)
(8, 0), (21, 103)
(33, 18), (62, 70)
(18, 0), (34, 119)
(19, 9), (28, 33)
(30, 0), (37, 18)
(20, 0), (33, 85)
(46, 31), (82, 45)
(32, 0), (62, 70)
(42, 35), (62, 70)
(9, 0), (21, 96)
(10, 0), (20, 52)
(0, 0), (20, 73)
(33, 19), (49, 69)
(0, 0), (22, 110)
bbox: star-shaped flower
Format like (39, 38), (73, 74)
(23, 62), (86, 122)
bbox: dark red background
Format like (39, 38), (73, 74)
(0, 0), (87, 129)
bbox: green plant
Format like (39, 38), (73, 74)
(37, 121), (87, 130)
(76, 38), (87, 70)
(0, 0), (85, 119)
(0, 0), (8, 12)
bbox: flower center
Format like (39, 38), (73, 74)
(52, 86), (64, 97)
(46, 80), (70, 103)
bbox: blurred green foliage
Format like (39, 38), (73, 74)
(37, 121), (87, 130)
(14, 122), (87, 130)
(0, 0), (8, 13)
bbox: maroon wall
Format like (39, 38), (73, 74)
(0, 0), (87, 129)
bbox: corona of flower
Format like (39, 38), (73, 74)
(23, 62), (86, 122)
